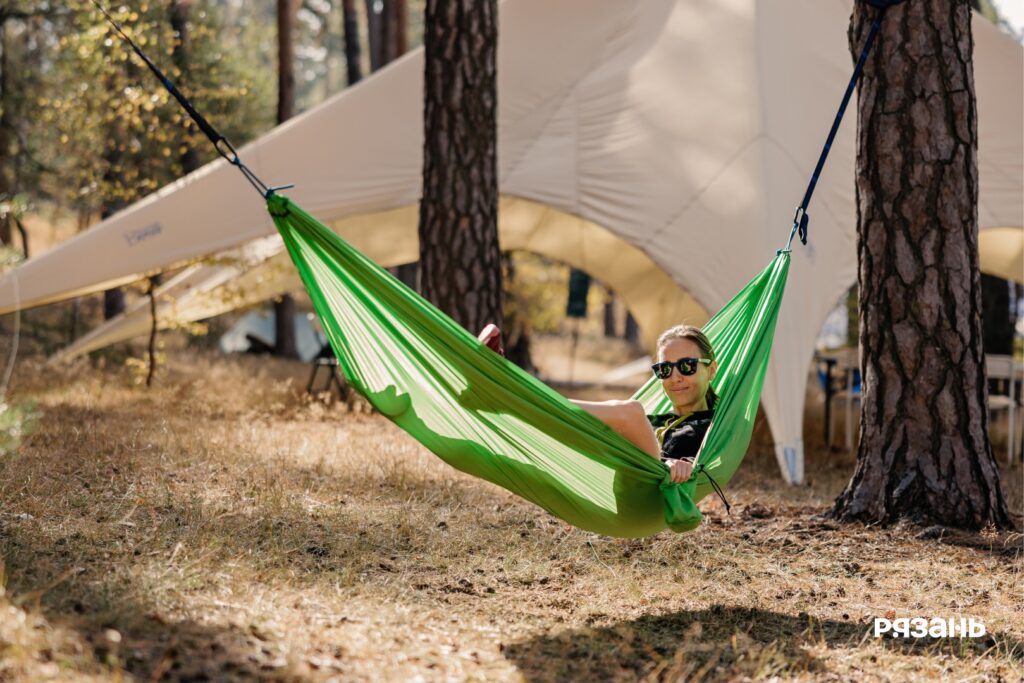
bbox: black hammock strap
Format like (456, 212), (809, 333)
(787, 1), (892, 250)
(697, 464), (731, 515)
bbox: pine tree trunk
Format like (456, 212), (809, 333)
(417, 0), (501, 333)
(365, 0), (385, 72)
(342, 0), (362, 85)
(381, 0), (408, 63)
(603, 296), (617, 338)
(624, 312), (639, 346)
(276, 0), (297, 123)
(13, 215), (27, 258)
(832, 0), (1011, 530)
(170, 0), (200, 175)
(501, 252), (533, 371)
(274, 0), (298, 359)
(380, 1), (416, 296)
(0, 20), (13, 247)
(100, 204), (125, 320)
(393, 0), (408, 57)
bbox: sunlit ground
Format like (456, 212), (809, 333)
(0, 348), (1020, 682)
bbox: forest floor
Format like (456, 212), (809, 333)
(0, 345), (1021, 682)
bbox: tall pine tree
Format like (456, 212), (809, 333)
(417, 0), (501, 333)
(832, 0), (1011, 530)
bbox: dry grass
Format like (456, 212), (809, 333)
(0, 349), (1021, 682)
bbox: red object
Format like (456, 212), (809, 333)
(478, 323), (504, 355)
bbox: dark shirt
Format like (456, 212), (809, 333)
(648, 410), (714, 463)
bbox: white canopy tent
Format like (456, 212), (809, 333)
(3, 0), (1021, 482)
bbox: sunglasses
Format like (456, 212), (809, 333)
(651, 357), (711, 379)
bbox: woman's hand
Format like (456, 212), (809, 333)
(667, 457), (695, 483)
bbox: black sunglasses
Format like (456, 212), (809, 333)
(651, 357), (711, 379)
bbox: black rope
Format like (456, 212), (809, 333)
(787, 2), (890, 249)
(88, 0), (291, 198)
(696, 464), (731, 516)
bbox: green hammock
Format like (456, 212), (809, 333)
(269, 194), (789, 538)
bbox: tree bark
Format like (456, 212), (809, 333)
(500, 252), (533, 371)
(832, 0), (1012, 530)
(382, 0), (407, 62)
(418, 0), (501, 334)
(603, 295), (617, 338)
(0, 20), (13, 247)
(365, 0), (385, 71)
(393, 0), (408, 57)
(13, 214), (27, 258)
(100, 204), (125, 319)
(170, 0), (200, 175)
(274, 0), (298, 359)
(276, 0), (297, 123)
(342, 0), (362, 85)
(624, 312), (639, 346)
(146, 277), (158, 387)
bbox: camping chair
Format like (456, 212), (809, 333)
(306, 342), (350, 401)
(837, 366), (862, 452)
(987, 354), (1023, 464)
(815, 349), (860, 451)
(814, 353), (840, 447)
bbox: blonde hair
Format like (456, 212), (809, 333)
(655, 324), (718, 410)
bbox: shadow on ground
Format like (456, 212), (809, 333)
(502, 605), (1021, 682)
(1, 500), (363, 680)
(0, 401), (449, 681)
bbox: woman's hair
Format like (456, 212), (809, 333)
(655, 324), (718, 410)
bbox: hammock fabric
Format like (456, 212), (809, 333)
(270, 194), (789, 538)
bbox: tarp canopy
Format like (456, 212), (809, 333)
(5, 0), (1022, 483)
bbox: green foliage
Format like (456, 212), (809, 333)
(37, 1), (274, 213)
(3, 0), (431, 236)
(0, 193), (29, 220)
(504, 252), (569, 335)
(0, 401), (37, 456)
(846, 285), (858, 348)
(0, 193), (31, 254)
(0, 195), (27, 269)
(974, 0), (1000, 24)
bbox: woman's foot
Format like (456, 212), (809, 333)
(477, 324), (504, 355)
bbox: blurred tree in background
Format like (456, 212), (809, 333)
(42, 2), (273, 220)
(0, 3), (64, 255)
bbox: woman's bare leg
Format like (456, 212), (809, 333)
(476, 325), (660, 458)
(571, 399), (660, 458)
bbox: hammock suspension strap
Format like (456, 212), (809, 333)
(784, 1), (895, 252)
(697, 464), (731, 515)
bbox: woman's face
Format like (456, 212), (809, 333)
(658, 337), (717, 412)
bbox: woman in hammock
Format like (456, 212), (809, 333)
(480, 324), (717, 484)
